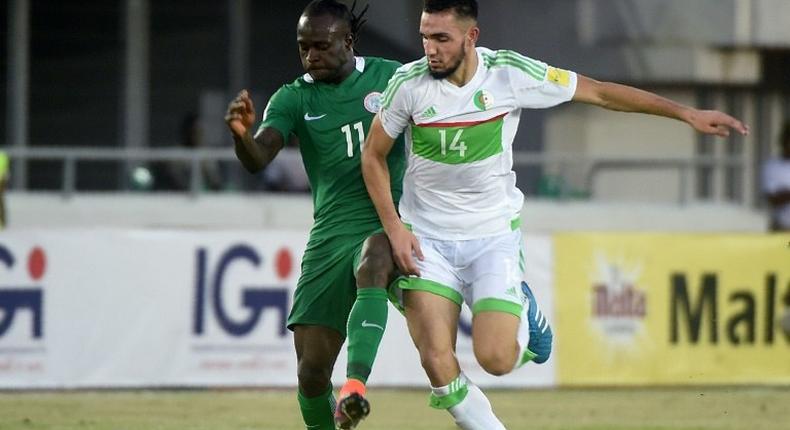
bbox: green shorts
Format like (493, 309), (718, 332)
(287, 233), (370, 337)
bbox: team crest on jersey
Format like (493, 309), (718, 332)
(364, 92), (383, 113)
(473, 89), (494, 111)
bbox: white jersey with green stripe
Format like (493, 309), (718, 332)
(379, 47), (578, 240)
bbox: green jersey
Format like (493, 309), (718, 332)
(259, 57), (405, 238)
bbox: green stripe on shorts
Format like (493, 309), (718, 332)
(472, 298), (522, 317)
(398, 277), (463, 306)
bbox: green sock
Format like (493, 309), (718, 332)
(297, 385), (335, 430)
(346, 287), (389, 383)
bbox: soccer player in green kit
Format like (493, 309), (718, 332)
(225, 1), (404, 429)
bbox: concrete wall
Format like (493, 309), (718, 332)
(545, 90), (697, 202)
(3, 193), (768, 233)
(579, 0), (790, 48)
(543, 88), (773, 205)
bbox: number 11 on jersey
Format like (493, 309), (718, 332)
(341, 121), (365, 157)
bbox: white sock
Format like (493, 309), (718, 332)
(432, 374), (506, 430)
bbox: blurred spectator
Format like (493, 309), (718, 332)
(762, 120), (790, 231)
(260, 135), (310, 192)
(156, 113), (224, 191)
(0, 150), (8, 229)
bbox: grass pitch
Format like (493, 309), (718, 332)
(0, 387), (788, 430)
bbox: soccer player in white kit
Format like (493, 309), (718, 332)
(362, 1), (750, 428)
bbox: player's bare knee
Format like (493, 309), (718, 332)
(474, 347), (515, 376)
(477, 358), (512, 376)
(297, 359), (332, 395)
(418, 347), (454, 376)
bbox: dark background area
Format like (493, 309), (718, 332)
(1, 1), (788, 193)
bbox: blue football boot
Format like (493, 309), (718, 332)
(521, 281), (553, 364)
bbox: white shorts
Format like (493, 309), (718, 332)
(392, 229), (525, 317)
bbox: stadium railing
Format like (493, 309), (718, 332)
(1, 146), (746, 204)
(2, 146), (238, 197)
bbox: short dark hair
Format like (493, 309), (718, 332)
(303, 0), (369, 45)
(423, 0), (478, 20)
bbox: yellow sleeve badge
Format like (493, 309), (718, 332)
(547, 67), (571, 87)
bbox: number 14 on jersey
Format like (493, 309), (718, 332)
(341, 121), (365, 157)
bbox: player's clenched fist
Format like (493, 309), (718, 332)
(225, 89), (257, 138)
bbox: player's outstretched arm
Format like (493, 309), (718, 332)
(224, 89), (285, 173)
(362, 115), (423, 276)
(573, 75), (749, 137)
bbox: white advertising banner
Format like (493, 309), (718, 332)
(0, 230), (554, 389)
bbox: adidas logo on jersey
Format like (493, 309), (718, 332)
(419, 106), (438, 120)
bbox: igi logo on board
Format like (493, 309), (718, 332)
(192, 243), (291, 340)
(0, 244), (46, 344)
(189, 242), (297, 377)
(0, 243), (47, 378)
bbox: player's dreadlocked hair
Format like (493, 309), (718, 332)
(423, 0), (478, 20)
(303, 0), (369, 51)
